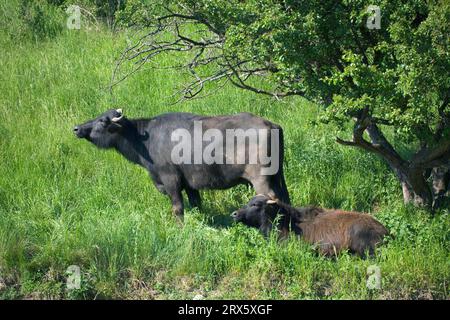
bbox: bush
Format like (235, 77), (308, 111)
(0, 0), (64, 41)
(21, 0), (65, 40)
(0, 0), (128, 42)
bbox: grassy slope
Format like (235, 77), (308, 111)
(0, 26), (448, 299)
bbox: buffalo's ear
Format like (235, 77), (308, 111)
(108, 122), (123, 133)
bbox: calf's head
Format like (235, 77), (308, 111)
(231, 195), (281, 236)
(74, 109), (125, 148)
(231, 195), (325, 237)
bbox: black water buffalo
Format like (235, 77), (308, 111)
(74, 109), (290, 219)
(231, 195), (388, 257)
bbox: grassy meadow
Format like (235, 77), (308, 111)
(0, 5), (449, 299)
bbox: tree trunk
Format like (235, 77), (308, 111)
(400, 168), (433, 207)
(337, 114), (449, 210)
(363, 123), (432, 207)
(431, 166), (450, 209)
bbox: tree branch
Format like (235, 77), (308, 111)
(336, 108), (407, 169)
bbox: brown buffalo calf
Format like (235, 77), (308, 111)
(231, 195), (388, 257)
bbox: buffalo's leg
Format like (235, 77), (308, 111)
(185, 187), (201, 209)
(251, 176), (277, 199)
(169, 189), (184, 221)
(270, 174), (290, 204)
(161, 177), (184, 221)
(154, 182), (167, 195)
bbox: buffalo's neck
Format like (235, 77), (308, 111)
(114, 120), (153, 168)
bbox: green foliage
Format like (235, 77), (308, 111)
(115, 0), (161, 27)
(0, 25), (448, 299)
(0, 0), (129, 41)
(323, 0), (450, 141)
(126, 0), (449, 144)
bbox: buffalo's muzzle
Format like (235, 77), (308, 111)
(73, 126), (83, 138)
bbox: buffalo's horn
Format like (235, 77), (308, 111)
(266, 199), (278, 205)
(112, 109), (123, 122)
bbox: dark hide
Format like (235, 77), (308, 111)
(74, 109), (290, 219)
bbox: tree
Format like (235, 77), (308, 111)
(113, 0), (450, 209)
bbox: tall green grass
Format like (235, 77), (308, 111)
(0, 11), (448, 299)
